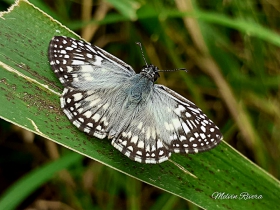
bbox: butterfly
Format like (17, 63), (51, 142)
(48, 36), (223, 164)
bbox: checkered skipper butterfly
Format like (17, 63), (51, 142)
(48, 36), (222, 164)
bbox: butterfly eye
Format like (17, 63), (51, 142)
(154, 72), (160, 82)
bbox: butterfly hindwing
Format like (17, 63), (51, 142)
(111, 101), (172, 164)
(153, 85), (222, 153)
(111, 85), (222, 163)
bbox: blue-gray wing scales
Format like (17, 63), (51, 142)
(48, 36), (135, 139)
(111, 84), (223, 163)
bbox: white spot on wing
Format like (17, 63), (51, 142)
(87, 122), (93, 127)
(73, 120), (81, 128)
(157, 140), (164, 148)
(84, 110), (92, 118)
(180, 136), (186, 141)
(182, 122), (190, 134)
(86, 53), (93, 58)
(174, 105), (186, 115)
(67, 66), (73, 72)
(138, 140), (144, 149)
(80, 65), (93, 72)
(93, 56), (103, 66)
(93, 114), (101, 122)
(131, 136), (138, 144)
(127, 131), (132, 138)
(73, 93), (83, 101)
(200, 133), (206, 139)
(136, 151), (142, 155)
(72, 60), (85, 65)
(84, 127), (90, 133)
(172, 118), (181, 129)
(65, 46), (73, 50)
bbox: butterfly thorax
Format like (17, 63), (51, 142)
(108, 74), (153, 139)
(126, 74), (153, 106)
(139, 64), (160, 82)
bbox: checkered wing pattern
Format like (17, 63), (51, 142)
(48, 36), (134, 139)
(48, 36), (222, 164)
(48, 36), (135, 89)
(112, 85), (222, 163)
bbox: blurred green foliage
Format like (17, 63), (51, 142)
(0, 0), (280, 209)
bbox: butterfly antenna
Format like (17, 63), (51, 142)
(136, 42), (187, 73)
(136, 42), (148, 67)
(157, 68), (188, 73)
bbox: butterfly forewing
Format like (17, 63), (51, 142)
(48, 36), (134, 88)
(48, 36), (222, 164)
(48, 36), (135, 139)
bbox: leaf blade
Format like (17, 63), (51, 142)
(0, 1), (279, 209)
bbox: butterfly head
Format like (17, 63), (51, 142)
(140, 64), (160, 82)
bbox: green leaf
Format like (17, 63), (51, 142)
(68, 9), (280, 48)
(0, 0), (279, 209)
(105, 0), (140, 20)
(0, 152), (83, 210)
